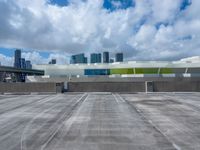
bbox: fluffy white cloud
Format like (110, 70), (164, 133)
(150, 0), (182, 23)
(22, 51), (70, 65)
(0, 0), (200, 61)
(22, 52), (48, 65)
(48, 53), (70, 64)
(0, 54), (13, 66)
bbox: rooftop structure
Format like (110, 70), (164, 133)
(33, 57), (200, 77)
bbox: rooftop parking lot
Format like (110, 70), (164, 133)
(0, 92), (200, 150)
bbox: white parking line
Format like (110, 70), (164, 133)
(40, 93), (88, 150)
(20, 94), (83, 150)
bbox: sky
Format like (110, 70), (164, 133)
(0, 0), (200, 66)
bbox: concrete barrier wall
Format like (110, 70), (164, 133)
(1, 79), (200, 93)
(153, 81), (200, 92)
(0, 83), (63, 93)
(68, 82), (145, 92)
(68, 80), (200, 92)
(26, 76), (200, 83)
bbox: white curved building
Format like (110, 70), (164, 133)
(33, 57), (200, 77)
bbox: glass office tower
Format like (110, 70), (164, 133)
(103, 52), (109, 63)
(91, 53), (101, 63)
(14, 49), (21, 68)
(70, 53), (87, 64)
(115, 53), (123, 62)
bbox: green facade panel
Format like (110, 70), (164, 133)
(84, 68), (177, 75)
(110, 68), (174, 74)
(135, 68), (159, 74)
(160, 68), (173, 74)
(110, 68), (134, 74)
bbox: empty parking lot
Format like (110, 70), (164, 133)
(0, 93), (200, 150)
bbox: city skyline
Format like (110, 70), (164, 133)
(0, 0), (200, 65)
(0, 48), (126, 66)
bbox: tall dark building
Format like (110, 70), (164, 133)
(103, 52), (109, 63)
(14, 49), (21, 68)
(21, 58), (26, 69)
(70, 53), (87, 64)
(25, 60), (32, 69)
(13, 49), (32, 82)
(91, 53), (96, 63)
(90, 53), (101, 63)
(115, 53), (123, 62)
(84, 57), (88, 64)
(97, 53), (101, 63)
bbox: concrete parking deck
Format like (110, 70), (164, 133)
(0, 93), (200, 150)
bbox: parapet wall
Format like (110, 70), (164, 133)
(153, 81), (200, 92)
(0, 83), (63, 94)
(26, 76), (200, 83)
(68, 79), (200, 92)
(68, 82), (145, 92)
(1, 78), (200, 93)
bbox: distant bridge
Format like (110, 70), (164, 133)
(0, 66), (44, 75)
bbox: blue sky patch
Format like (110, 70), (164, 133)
(0, 47), (50, 58)
(103, 0), (134, 11)
(155, 22), (170, 29)
(0, 48), (15, 57)
(39, 51), (50, 58)
(49, 0), (69, 6)
(180, 0), (192, 10)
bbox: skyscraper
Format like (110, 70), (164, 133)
(25, 60), (32, 69)
(115, 53), (123, 62)
(97, 53), (101, 63)
(84, 57), (88, 64)
(14, 49), (21, 68)
(90, 53), (102, 63)
(91, 53), (96, 63)
(70, 53), (87, 64)
(103, 52), (109, 63)
(21, 58), (26, 69)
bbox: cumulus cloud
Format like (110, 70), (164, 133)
(0, 0), (200, 61)
(0, 54), (13, 66)
(22, 51), (70, 65)
(22, 52), (48, 65)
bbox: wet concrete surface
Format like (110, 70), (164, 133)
(0, 92), (200, 150)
